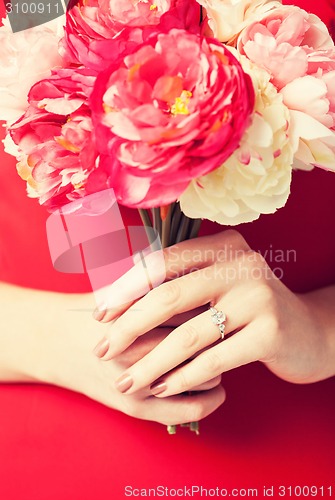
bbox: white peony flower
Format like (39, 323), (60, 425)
(180, 56), (295, 225)
(289, 111), (335, 172)
(0, 15), (65, 127)
(2, 130), (20, 157)
(197, 0), (282, 44)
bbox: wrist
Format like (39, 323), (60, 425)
(0, 283), (123, 413)
(33, 291), (102, 388)
(0, 284), (49, 382)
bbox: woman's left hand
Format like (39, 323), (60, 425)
(93, 230), (332, 397)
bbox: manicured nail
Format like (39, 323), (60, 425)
(150, 380), (167, 396)
(115, 373), (133, 393)
(93, 338), (110, 358)
(93, 307), (107, 322)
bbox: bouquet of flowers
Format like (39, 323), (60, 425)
(1, 0), (334, 433)
(1, 0), (334, 229)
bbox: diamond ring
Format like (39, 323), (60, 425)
(210, 306), (226, 340)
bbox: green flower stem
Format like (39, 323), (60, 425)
(170, 202), (183, 244)
(139, 205), (202, 436)
(152, 207), (162, 239)
(188, 218), (202, 240)
(161, 204), (173, 249)
(138, 209), (153, 245)
(190, 421), (200, 435)
(176, 213), (190, 243)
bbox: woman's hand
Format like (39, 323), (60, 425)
(55, 299), (225, 425)
(0, 283), (225, 425)
(93, 230), (335, 398)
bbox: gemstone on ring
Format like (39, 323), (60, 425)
(210, 306), (226, 340)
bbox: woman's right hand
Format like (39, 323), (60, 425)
(34, 291), (225, 426)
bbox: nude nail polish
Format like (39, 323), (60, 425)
(93, 308), (107, 322)
(150, 380), (167, 396)
(115, 374), (133, 393)
(93, 338), (110, 358)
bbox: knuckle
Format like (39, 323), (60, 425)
(233, 252), (250, 273)
(110, 321), (134, 345)
(250, 250), (267, 267)
(223, 229), (249, 251)
(155, 280), (182, 308)
(254, 284), (276, 309)
(235, 250), (268, 283)
(163, 245), (183, 276)
(180, 323), (200, 350)
(236, 250), (266, 270)
(202, 351), (223, 375)
(177, 370), (191, 393)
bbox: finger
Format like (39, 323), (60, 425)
(150, 322), (268, 397)
(190, 375), (222, 392)
(161, 306), (207, 328)
(112, 291), (254, 394)
(162, 229), (250, 279)
(115, 327), (172, 368)
(101, 305), (206, 328)
(95, 265), (235, 360)
(139, 385), (226, 426)
(93, 229), (250, 322)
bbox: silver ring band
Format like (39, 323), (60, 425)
(210, 306), (226, 340)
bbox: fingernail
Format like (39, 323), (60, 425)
(93, 307), (107, 322)
(115, 373), (133, 393)
(150, 380), (167, 396)
(93, 338), (110, 358)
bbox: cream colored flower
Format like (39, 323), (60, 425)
(180, 55), (295, 225)
(0, 16), (65, 127)
(198, 0), (281, 44)
(289, 111), (335, 172)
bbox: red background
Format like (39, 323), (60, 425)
(0, 2), (335, 499)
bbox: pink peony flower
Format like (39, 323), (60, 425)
(238, 5), (335, 171)
(281, 49), (335, 171)
(9, 68), (105, 210)
(281, 51), (335, 129)
(90, 29), (255, 208)
(237, 4), (334, 89)
(60, 0), (201, 69)
(67, 0), (179, 33)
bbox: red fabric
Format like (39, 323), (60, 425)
(0, 3), (335, 498)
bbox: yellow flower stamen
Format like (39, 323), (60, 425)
(72, 181), (85, 190)
(55, 136), (81, 153)
(170, 90), (192, 116)
(103, 103), (117, 114)
(150, 4), (158, 10)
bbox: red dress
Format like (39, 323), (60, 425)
(0, 2), (334, 498)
